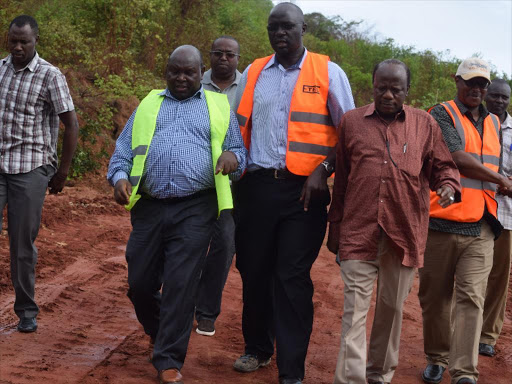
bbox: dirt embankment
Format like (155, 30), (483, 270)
(0, 177), (511, 383)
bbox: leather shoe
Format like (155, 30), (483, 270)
(279, 379), (302, 384)
(422, 364), (446, 384)
(158, 369), (183, 384)
(17, 317), (37, 333)
(456, 379), (476, 384)
(478, 342), (495, 357)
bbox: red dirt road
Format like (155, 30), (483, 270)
(0, 179), (511, 384)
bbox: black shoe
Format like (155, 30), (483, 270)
(17, 317), (37, 333)
(478, 342), (495, 357)
(196, 319), (215, 336)
(456, 379), (476, 384)
(422, 364), (446, 384)
(279, 379), (302, 384)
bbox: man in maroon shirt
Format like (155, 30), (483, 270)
(327, 59), (461, 384)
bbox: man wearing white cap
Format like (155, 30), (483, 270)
(419, 58), (512, 384)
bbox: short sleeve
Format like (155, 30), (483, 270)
(47, 71), (75, 114)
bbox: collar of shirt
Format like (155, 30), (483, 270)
(363, 102), (406, 123)
(201, 68), (242, 89)
(502, 112), (512, 130)
(454, 97), (489, 122)
(2, 51), (40, 73)
(264, 48), (307, 71)
(159, 86), (204, 101)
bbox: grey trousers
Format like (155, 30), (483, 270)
(481, 229), (512, 346)
(195, 209), (235, 323)
(0, 165), (54, 319)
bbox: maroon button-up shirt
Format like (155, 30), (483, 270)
(328, 103), (461, 267)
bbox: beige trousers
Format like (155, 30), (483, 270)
(333, 232), (415, 384)
(481, 229), (512, 346)
(418, 222), (494, 383)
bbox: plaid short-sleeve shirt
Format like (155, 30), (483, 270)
(0, 52), (74, 174)
(497, 113), (512, 230)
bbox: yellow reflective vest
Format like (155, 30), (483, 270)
(126, 89), (233, 215)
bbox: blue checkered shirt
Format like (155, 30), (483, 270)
(107, 87), (246, 198)
(234, 49), (355, 171)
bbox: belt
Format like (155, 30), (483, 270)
(249, 168), (307, 181)
(140, 189), (215, 203)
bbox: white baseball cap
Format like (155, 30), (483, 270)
(456, 57), (491, 82)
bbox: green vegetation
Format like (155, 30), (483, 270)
(1, 1), (510, 177)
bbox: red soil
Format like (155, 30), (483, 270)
(0, 178), (511, 383)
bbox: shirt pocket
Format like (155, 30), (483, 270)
(388, 141), (423, 176)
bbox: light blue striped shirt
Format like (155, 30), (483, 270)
(107, 87), (247, 198)
(234, 49), (355, 171)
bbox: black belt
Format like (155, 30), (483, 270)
(140, 189), (215, 203)
(249, 168), (307, 181)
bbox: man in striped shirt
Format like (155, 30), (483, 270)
(0, 15), (79, 333)
(232, 3), (354, 384)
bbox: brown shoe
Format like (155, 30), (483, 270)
(158, 368), (183, 384)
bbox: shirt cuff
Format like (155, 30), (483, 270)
(111, 171), (129, 187)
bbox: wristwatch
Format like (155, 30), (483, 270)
(321, 160), (334, 175)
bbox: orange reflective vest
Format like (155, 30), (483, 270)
(429, 100), (501, 221)
(236, 52), (337, 176)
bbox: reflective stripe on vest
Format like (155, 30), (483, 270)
(236, 52), (337, 176)
(126, 89), (233, 215)
(429, 100), (501, 222)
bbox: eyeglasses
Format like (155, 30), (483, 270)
(210, 50), (240, 59)
(460, 77), (490, 90)
(266, 22), (302, 32)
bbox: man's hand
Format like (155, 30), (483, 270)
(300, 164), (330, 211)
(436, 184), (455, 208)
(215, 151), (238, 175)
(48, 171), (68, 194)
(497, 176), (512, 197)
(327, 221), (340, 254)
(114, 179), (132, 205)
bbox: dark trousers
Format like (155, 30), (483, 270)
(195, 209), (235, 323)
(0, 165), (54, 319)
(234, 171), (328, 380)
(125, 191), (217, 371)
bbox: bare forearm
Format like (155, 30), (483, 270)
(452, 150), (507, 186)
(58, 111), (79, 175)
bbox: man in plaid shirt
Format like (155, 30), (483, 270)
(0, 15), (78, 333)
(479, 78), (512, 358)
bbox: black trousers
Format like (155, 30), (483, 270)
(125, 191), (217, 371)
(234, 171), (328, 380)
(195, 209), (236, 323)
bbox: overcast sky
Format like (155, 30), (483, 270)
(275, 0), (512, 78)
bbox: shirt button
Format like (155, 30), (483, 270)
(380, 200), (384, 203)
(384, 160), (388, 164)
(382, 180), (385, 183)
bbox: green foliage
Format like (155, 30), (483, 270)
(1, 0), (511, 177)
